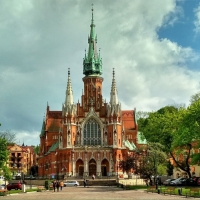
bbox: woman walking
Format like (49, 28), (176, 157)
(53, 180), (56, 192)
(56, 180), (60, 192)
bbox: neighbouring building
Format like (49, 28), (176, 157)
(7, 143), (35, 176)
(172, 147), (200, 178)
(38, 9), (146, 179)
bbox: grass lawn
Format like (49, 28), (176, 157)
(8, 188), (38, 194)
(120, 184), (200, 197)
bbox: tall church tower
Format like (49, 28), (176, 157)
(38, 8), (139, 179)
(81, 7), (103, 114)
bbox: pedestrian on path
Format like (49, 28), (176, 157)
(53, 180), (56, 192)
(83, 179), (87, 187)
(92, 174), (95, 180)
(145, 179), (149, 186)
(56, 180), (60, 192)
(60, 180), (64, 191)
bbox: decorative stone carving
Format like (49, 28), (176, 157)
(114, 132), (117, 145)
(104, 132), (107, 145)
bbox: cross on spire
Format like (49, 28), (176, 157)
(91, 4), (94, 24)
(113, 68), (115, 79)
(68, 68), (70, 77)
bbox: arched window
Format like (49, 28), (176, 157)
(83, 118), (101, 145)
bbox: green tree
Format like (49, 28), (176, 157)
(0, 138), (8, 168)
(166, 160), (174, 176)
(0, 137), (12, 181)
(118, 156), (136, 173)
(157, 164), (167, 176)
(119, 143), (167, 181)
(0, 130), (16, 143)
(138, 105), (180, 151)
(172, 98), (200, 173)
(136, 111), (149, 120)
(138, 103), (200, 178)
(190, 91), (200, 104)
(139, 143), (167, 178)
(34, 145), (40, 155)
(1, 165), (12, 181)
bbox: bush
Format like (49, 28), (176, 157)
(116, 183), (123, 188)
(129, 185), (148, 190)
(0, 191), (7, 196)
(44, 180), (51, 190)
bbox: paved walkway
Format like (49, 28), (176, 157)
(2, 186), (189, 200)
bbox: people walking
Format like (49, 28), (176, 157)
(145, 179), (149, 186)
(83, 179), (87, 187)
(56, 180), (60, 192)
(60, 180), (64, 191)
(92, 174), (95, 180)
(53, 180), (56, 192)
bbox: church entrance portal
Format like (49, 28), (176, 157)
(89, 159), (96, 176)
(76, 159), (84, 176)
(101, 159), (109, 176)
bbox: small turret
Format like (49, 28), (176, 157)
(107, 69), (121, 118)
(62, 68), (77, 117)
(110, 69), (119, 105)
(40, 117), (46, 137)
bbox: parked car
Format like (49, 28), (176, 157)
(12, 176), (21, 180)
(0, 176), (5, 185)
(64, 180), (79, 187)
(163, 179), (175, 186)
(7, 182), (22, 190)
(169, 177), (187, 186)
(24, 175), (36, 180)
(188, 177), (200, 186)
(0, 184), (5, 189)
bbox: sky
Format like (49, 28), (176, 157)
(0, 0), (200, 146)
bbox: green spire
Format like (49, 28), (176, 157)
(40, 117), (46, 137)
(83, 6), (102, 76)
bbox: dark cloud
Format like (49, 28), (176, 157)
(0, 0), (200, 145)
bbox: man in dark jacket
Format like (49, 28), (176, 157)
(83, 179), (87, 187)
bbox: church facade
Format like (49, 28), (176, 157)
(38, 11), (143, 179)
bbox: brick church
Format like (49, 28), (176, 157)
(38, 9), (145, 179)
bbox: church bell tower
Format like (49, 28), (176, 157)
(82, 7), (103, 112)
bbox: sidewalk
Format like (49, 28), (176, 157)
(3, 186), (187, 200)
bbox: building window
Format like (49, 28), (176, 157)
(83, 118), (101, 145)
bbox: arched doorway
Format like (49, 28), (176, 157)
(89, 159), (96, 176)
(76, 159), (84, 177)
(101, 159), (109, 176)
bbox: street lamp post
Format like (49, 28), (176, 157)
(53, 151), (58, 180)
(30, 170), (32, 189)
(146, 148), (158, 188)
(116, 160), (119, 178)
(151, 152), (158, 189)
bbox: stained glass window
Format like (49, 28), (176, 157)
(83, 118), (101, 145)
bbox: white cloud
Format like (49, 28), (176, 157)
(14, 130), (40, 146)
